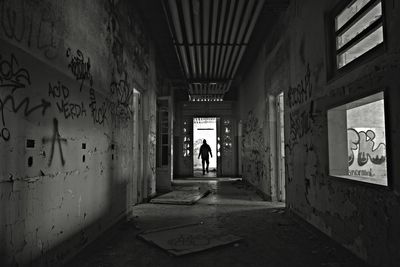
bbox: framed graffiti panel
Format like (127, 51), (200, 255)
(327, 91), (388, 186)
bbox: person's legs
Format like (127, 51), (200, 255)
(202, 158), (205, 175)
(206, 159), (209, 173)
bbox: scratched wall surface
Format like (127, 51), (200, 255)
(0, 0), (158, 265)
(238, 0), (400, 266)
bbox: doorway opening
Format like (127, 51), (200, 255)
(193, 117), (217, 177)
(276, 92), (286, 202)
(131, 88), (142, 204)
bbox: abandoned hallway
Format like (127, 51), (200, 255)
(1, 0), (400, 266)
(68, 179), (368, 267)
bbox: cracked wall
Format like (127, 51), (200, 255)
(239, 0), (400, 266)
(0, 0), (158, 265)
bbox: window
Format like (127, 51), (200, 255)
(333, 0), (384, 69)
(182, 120), (191, 157)
(327, 92), (388, 186)
(157, 99), (170, 167)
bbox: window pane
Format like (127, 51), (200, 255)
(337, 26), (383, 68)
(162, 146), (168, 165)
(162, 134), (168, 145)
(327, 92), (387, 186)
(336, 0), (373, 30)
(346, 98), (387, 183)
(337, 2), (382, 49)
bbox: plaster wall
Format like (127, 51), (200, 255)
(238, 0), (400, 266)
(0, 0), (158, 265)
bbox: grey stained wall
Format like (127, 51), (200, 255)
(238, 0), (400, 266)
(0, 0), (158, 265)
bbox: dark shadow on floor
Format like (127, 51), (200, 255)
(66, 180), (371, 267)
(193, 169), (217, 178)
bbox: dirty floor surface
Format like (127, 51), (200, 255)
(67, 179), (370, 267)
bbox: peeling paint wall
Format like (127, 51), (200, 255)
(0, 0), (158, 265)
(239, 0), (400, 266)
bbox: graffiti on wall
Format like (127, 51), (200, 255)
(287, 63), (312, 109)
(287, 64), (315, 151)
(288, 101), (314, 150)
(242, 110), (267, 184)
(0, 53), (30, 92)
(42, 118), (66, 166)
(347, 128), (386, 167)
(129, 13), (150, 75)
(89, 88), (107, 126)
(285, 63), (321, 194)
(48, 81), (87, 120)
(0, 53), (51, 142)
(66, 48), (93, 92)
(105, 0), (150, 77)
(105, 0), (125, 75)
(0, 0), (62, 59)
(108, 72), (133, 127)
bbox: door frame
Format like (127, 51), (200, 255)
(191, 116), (220, 177)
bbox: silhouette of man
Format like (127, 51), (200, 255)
(198, 139), (212, 175)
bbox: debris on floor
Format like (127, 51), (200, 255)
(150, 187), (209, 205)
(138, 223), (242, 256)
(270, 208), (286, 214)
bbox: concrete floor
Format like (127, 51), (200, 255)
(193, 169), (217, 178)
(67, 179), (370, 267)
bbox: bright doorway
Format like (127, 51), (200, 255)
(193, 117), (217, 177)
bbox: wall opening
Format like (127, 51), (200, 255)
(328, 91), (388, 186)
(193, 117), (217, 177)
(131, 88), (143, 204)
(276, 92), (286, 202)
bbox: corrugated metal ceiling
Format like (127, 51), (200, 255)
(163, 0), (265, 101)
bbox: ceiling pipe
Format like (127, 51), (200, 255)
(230, 0), (265, 80)
(213, 0), (226, 78)
(244, 0), (265, 43)
(203, 0), (210, 78)
(230, 0), (245, 44)
(204, 46), (209, 77)
(218, 0), (236, 78)
(165, 0), (191, 77)
(236, 0), (255, 43)
(182, 0), (197, 77)
(192, 0), (202, 78)
(213, 46), (221, 79)
(216, 45), (227, 78)
(209, 0), (219, 78)
(217, 0), (227, 44)
(222, 0), (249, 78)
(221, 45), (233, 78)
(229, 45), (246, 79)
(223, 0), (237, 44)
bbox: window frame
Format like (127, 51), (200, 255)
(325, 87), (393, 190)
(326, 0), (387, 79)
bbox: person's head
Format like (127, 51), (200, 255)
(203, 139), (207, 144)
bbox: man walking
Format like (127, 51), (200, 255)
(198, 139), (212, 175)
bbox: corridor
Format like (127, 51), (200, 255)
(68, 179), (367, 267)
(1, 0), (400, 266)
